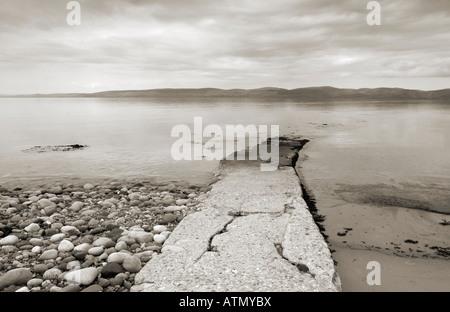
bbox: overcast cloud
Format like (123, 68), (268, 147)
(0, 0), (449, 94)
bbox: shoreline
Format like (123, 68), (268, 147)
(0, 175), (215, 192)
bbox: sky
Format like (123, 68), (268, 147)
(0, 0), (449, 94)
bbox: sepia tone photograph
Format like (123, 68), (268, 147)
(0, 0), (449, 299)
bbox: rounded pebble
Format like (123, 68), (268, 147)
(39, 249), (58, 260)
(43, 268), (62, 280)
(27, 278), (44, 288)
(58, 240), (74, 252)
(114, 241), (128, 251)
(88, 247), (104, 256)
(65, 267), (99, 286)
(122, 256), (141, 273)
(153, 234), (166, 244)
(0, 235), (19, 246)
(31, 246), (41, 253)
(24, 223), (40, 232)
(73, 243), (91, 253)
(107, 252), (129, 264)
(50, 233), (66, 243)
(92, 237), (115, 248)
(153, 225), (167, 234)
(101, 263), (124, 278)
(83, 183), (94, 190)
(0, 268), (33, 290)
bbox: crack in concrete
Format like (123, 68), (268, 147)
(283, 203), (296, 214)
(227, 210), (286, 217)
(206, 217), (237, 252)
(274, 242), (315, 278)
(193, 216), (237, 263)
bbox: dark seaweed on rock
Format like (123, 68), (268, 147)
(22, 144), (88, 153)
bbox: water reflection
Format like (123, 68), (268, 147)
(0, 98), (449, 192)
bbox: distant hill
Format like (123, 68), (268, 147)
(3, 86), (450, 101)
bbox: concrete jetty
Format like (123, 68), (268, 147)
(131, 139), (341, 292)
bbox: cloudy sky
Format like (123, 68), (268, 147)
(0, 0), (449, 94)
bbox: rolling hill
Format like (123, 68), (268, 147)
(4, 86), (450, 101)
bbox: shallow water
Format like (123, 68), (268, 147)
(0, 98), (449, 215)
(297, 102), (450, 215)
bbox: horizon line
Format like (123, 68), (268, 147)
(1, 85), (449, 97)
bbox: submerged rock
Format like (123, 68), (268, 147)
(22, 144), (88, 153)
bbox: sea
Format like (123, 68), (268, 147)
(0, 97), (449, 215)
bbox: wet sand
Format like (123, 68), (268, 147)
(333, 246), (450, 292)
(297, 146), (450, 292)
(319, 201), (450, 291)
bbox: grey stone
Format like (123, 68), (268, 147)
(0, 268), (33, 290)
(92, 237), (115, 248)
(83, 183), (94, 190)
(24, 223), (40, 232)
(107, 252), (130, 264)
(33, 264), (49, 274)
(88, 246), (104, 256)
(69, 201), (84, 212)
(39, 249), (58, 260)
(58, 240), (74, 252)
(122, 256), (141, 273)
(101, 263), (124, 278)
(65, 267), (99, 286)
(0, 235), (19, 246)
(50, 186), (63, 194)
(27, 278), (44, 288)
(60, 225), (80, 235)
(37, 199), (55, 209)
(44, 206), (58, 216)
(43, 268), (62, 280)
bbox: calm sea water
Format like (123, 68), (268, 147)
(0, 98), (449, 213)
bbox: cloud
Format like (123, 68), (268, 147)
(0, 0), (449, 94)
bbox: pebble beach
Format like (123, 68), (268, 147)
(0, 179), (210, 292)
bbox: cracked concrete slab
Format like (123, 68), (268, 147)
(199, 165), (302, 215)
(132, 140), (341, 292)
(158, 207), (234, 263)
